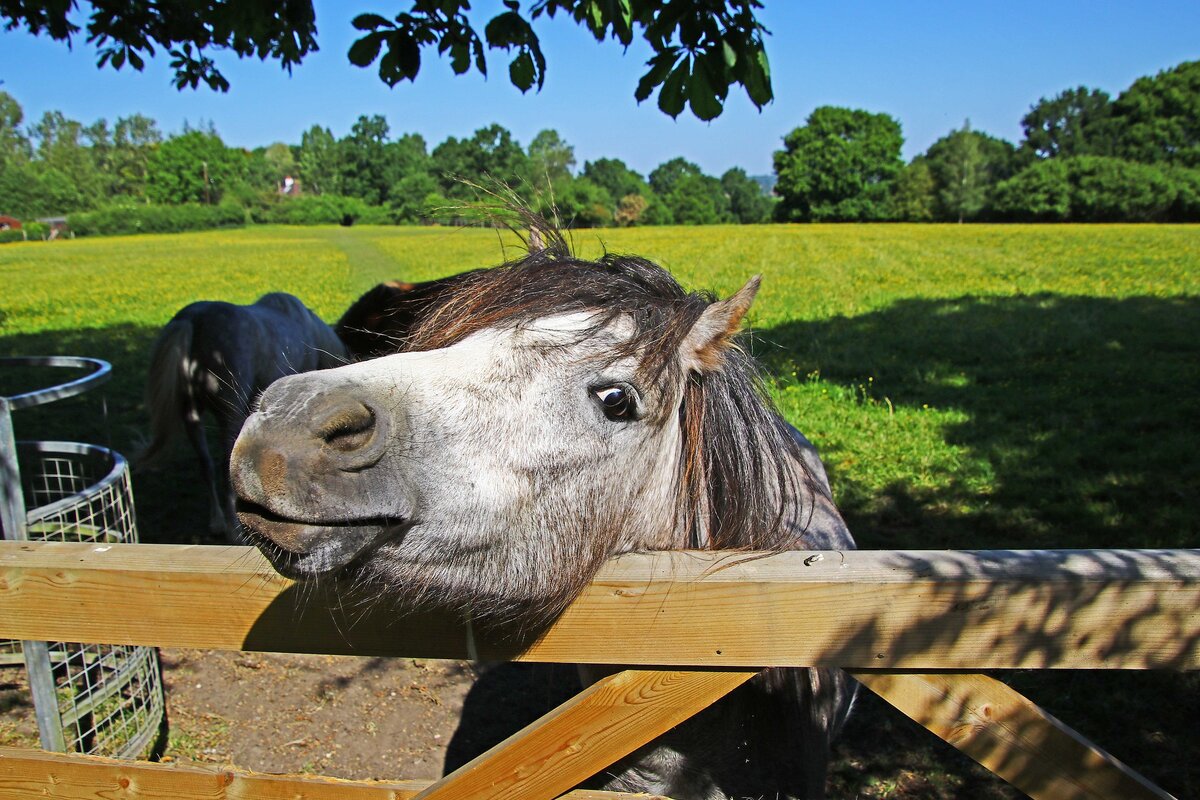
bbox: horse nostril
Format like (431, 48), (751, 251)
(315, 401), (377, 453)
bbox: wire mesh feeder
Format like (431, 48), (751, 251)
(1, 357), (166, 759)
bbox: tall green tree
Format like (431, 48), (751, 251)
(720, 167), (771, 223)
(581, 158), (651, 209)
(263, 142), (298, 183)
(84, 118), (113, 186)
(773, 106), (903, 221)
(110, 114), (162, 200)
(527, 129), (575, 185)
(298, 125), (342, 196)
(553, 176), (613, 227)
(889, 159), (935, 221)
(384, 133), (435, 215)
(924, 122), (1014, 222)
(0, 91), (31, 165)
(431, 124), (529, 197)
(2, 2), (771, 120)
(339, 114), (394, 205)
(1019, 87), (1114, 161)
(29, 110), (103, 209)
(1110, 60), (1200, 167)
(146, 129), (242, 204)
(649, 158), (730, 224)
(935, 125), (985, 223)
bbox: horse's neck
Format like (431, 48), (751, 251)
(688, 426), (853, 552)
(784, 425), (855, 551)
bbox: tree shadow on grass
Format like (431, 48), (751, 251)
(757, 292), (1200, 552)
(756, 292), (1199, 798)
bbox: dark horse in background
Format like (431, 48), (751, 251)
(139, 292), (347, 541)
(231, 230), (858, 798)
(334, 273), (480, 360)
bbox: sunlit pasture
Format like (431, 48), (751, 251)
(2, 222), (1197, 797)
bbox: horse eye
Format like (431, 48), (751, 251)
(594, 385), (635, 420)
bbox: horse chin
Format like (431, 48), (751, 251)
(236, 503), (403, 579)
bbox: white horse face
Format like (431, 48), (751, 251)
(231, 276), (759, 621)
(232, 315), (679, 616)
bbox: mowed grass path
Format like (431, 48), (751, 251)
(1, 223), (1198, 797)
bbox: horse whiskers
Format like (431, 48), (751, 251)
(312, 345), (354, 367)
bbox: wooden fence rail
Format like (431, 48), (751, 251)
(0, 747), (671, 800)
(1, 542), (1198, 799)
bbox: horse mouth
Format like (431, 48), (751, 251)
(236, 500), (402, 578)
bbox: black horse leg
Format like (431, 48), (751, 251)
(183, 416), (224, 537)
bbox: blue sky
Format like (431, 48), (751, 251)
(1, 1), (1196, 178)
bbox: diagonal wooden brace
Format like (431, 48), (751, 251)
(412, 669), (756, 800)
(854, 671), (1176, 800)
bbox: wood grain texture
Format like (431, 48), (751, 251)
(0, 747), (427, 799)
(413, 669), (754, 800)
(0, 748), (676, 799)
(1, 542), (1198, 669)
(854, 672), (1176, 800)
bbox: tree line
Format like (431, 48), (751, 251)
(0, 59), (1197, 235)
(776, 59), (1200, 223)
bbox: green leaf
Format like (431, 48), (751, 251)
(449, 41), (470, 74)
(678, 11), (701, 48)
(347, 33), (383, 67)
(377, 32), (420, 84)
(701, 46), (730, 100)
(688, 60), (723, 121)
(128, 49), (144, 70)
(394, 33), (421, 79)
(657, 58), (689, 118)
(510, 50), (535, 92)
(485, 12), (524, 48)
(352, 13), (391, 32)
(378, 47), (401, 86)
(635, 50), (679, 103)
(742, 46), (772, 108)
(472, 37), (487, 75)
(612, 0), (634, 44)
(722, 40), (737, 70)
(588, 2), (604, 32)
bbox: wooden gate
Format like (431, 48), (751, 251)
(1, 542), (1197, 799)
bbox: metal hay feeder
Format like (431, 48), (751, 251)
(1, 356), (166, 759)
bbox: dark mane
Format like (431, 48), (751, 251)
(402, 245), (818, 551)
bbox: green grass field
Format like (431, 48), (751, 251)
(1, 223), (1198, 797)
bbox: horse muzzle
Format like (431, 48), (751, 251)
(229, 371), (412, 576)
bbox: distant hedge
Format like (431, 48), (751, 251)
(992, 157), (1199, 222)
(67, 203), (246, 237)
(255, 195), (393, 226)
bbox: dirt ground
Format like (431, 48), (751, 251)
(156, 649), (590, 781)
(160, 649), (475, 779)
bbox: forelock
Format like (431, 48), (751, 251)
(402, 251), (713, 383)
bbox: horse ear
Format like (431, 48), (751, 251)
(681, 275), (761, 373)
(528, 225), (545, 253)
